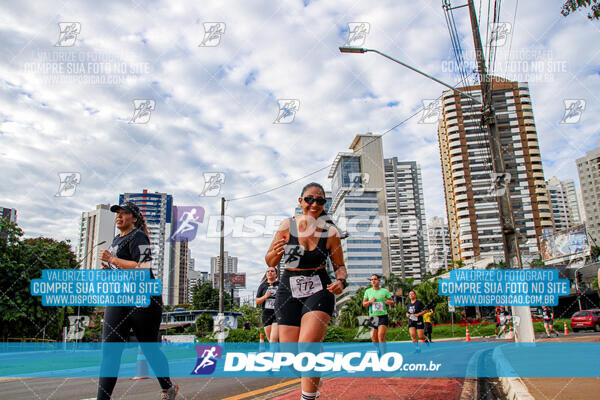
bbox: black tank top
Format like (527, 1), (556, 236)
(285, 217), (329, 269)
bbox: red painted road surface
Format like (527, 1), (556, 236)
(271, 377), (465, 400)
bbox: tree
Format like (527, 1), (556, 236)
(234, 304), (262, 327)
(0, 219), (78, 340)
(191, 281), (231, 310)
(529, 257), (545, 268)
(561, 1), (600, 20)
(337, 287), (367, 328)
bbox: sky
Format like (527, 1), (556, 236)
(1, 0), (599, 300)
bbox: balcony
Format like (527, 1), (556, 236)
(452, 170), (465, 178)
(449, 147), (463, 156)
(456, 209), (470, 217)
(450, 154), (463, 163)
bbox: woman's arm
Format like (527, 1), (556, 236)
(255, 286), (270, 305)
(99, 250), (139, 269)
(265, 219), (290, 267)
(326, 226), (347, 295)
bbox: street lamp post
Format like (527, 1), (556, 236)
(339, 35), (536, 342)
(339, 47), (481, 104)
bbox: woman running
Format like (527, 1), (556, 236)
(256, 266), (280, 342)
(266, 182), (347, 400)
(406, 291), (427, 351)
(542, 306), (559, 338)
(97, 201), (177, 400)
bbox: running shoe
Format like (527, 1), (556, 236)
(161, 384), (178, 400)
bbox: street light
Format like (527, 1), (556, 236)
(338, 46), (480, 104)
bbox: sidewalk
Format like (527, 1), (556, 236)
(517, 333), (600, 400)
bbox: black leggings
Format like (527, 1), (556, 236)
(97, 296), (172, 400)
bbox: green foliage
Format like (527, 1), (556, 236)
(529, 257), (545, 267)
(234, 304), (262, 327)
(323, 326), (354, 342)
(561, 0), (600, 20)
(337, 287), (367, 328)
(388, 303), (407, 326)
(191, 281), (231, 310)
(195, 313), (214, 332)
(224, 328), (261, 342)
(486, 261), (508, 269)
(0, 219), (79, 340)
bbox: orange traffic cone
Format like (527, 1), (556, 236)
(259, 332), (265, 352)
(507, 325), (514, 340)
(130, 346), (150, 380)
(564, 321), (569, 335)
(465, 326), (471, 342)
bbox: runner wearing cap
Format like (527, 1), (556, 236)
(363, 274), (394, 352)
(96, 201), (177, 400)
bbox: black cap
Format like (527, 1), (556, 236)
(110, 202), (140, 217)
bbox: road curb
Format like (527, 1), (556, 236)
(459, 348), (480, 400)
(493, 346), (534, 400)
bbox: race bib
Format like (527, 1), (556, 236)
(372, 301), (384, 312)
(290, 275), (322, 298)
(265, 299), (275, 309)
(409, 314), (418, 321)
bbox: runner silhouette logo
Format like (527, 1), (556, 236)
(191, 345), (222, 375)
(169, 206), (205, 242)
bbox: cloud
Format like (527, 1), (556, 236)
(1, 0), (599, 300)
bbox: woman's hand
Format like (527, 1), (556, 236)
(99, 250), (114, 263)
(271, 238), (287, 257)
(327, 279), (344, 295)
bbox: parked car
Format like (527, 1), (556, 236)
(570, 309), (600, 332)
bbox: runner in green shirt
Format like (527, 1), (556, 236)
(362, 274), (394, 348)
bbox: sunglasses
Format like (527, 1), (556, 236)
(303, 196), (327, 205)
(369, 278), (379, 281)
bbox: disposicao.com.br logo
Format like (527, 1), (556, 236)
(223, 351), (441, 373)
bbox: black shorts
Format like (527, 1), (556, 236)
(544, 319), (553, 325)
(275, 268), (335, 327)
(368, 315), (389, 329)
(262, 310), (276, 327)
(424, 322), (432, 334)
(408, 320), (424, 329)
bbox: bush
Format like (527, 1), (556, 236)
(225, 328), (262, 342)
(195, 313), (214, 332)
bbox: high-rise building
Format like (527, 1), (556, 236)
(329, 134), (388, 308)
(76, 204), (115, 269)
(187, 255), (209, 303)
(1, 207), (17, 223)
(577, 140), (600, 242)
(438, 79), (553, 264)
(210, 251), (239, 303)
(384, 158), (428, 280)
(169, 239), (189, 305)
(1, 207), (18, 240)
(119, 190), (173, 302)
(546, 176), (582, 232)
(427, 217), (451, 274)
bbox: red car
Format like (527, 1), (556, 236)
(570, 309), (600, 332)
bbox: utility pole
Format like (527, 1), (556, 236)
(217, 196), (226, 343)
(467, 0), (535, 342)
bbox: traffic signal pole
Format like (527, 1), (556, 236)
(467, 0), (535, 342)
